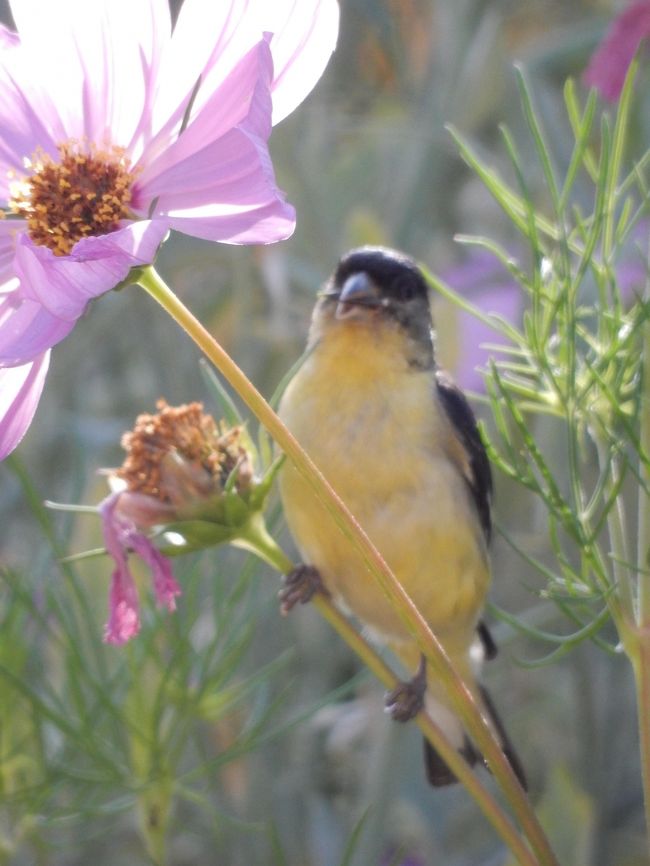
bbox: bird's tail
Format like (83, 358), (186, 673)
(422, 683), (527, 789)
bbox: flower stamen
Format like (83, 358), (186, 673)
(8, 141), (136, 256)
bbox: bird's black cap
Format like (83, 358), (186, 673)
(333, 246), (429, 304)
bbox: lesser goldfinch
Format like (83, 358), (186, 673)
(278, 246), (525, 787)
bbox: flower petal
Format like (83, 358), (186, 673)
(254, 0), (340, 124)
(104, 572), (141, 645)
(153, 0), (338, 136)
(584, 1), (650, 102)
(137, 41), (294, 244)
(0, 25), (20, 50)
(8, 0), (169, 147)
(14, 221), (168, 321)
(100, 493), (141, 645)
(152, 0), (258, 137)
(129, 532), (182, 612)
(0, 350), (49, 459)
(0, 291), (74, 365)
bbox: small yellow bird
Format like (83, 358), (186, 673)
(278, 246), (526, 787)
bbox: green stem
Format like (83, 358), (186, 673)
(136, 265), (558, 866)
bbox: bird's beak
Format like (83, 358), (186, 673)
(336, 272), (381, 320)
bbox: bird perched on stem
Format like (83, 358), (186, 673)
(278, 246), (526, 788)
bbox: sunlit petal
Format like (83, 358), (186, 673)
(0, 350), (49, 459)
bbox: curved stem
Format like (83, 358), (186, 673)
(136, 265), (558, 866)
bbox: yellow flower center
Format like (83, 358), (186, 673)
(8, 141), (136, 256)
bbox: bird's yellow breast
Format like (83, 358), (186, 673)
(279, 319), (490, 655)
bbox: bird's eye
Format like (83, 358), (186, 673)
(394, 276), (416, 301)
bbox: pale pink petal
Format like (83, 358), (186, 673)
(0, 350), (49, 459)
(129, 533), (182, 612)
(139, 127), (296, 243)
(584, 1), (650, 101)
(8, 0), (169, 147)
(0, 292), (75, 365)
(0, 25), (20, 50)
(136, 38), (273, 192)
(0, 68), (60, 194)
(0, 221), (20, 283)
(152, 0), (259, 137)
(14, 221), (168, 321)
(136, 41), (294, 244)
(112, 490), (177, 528)
(254, 0), (340, 124)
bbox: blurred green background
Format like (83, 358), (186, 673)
(0, 1), (647, 864)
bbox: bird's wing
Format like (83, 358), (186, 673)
(434, 369), (493, 542)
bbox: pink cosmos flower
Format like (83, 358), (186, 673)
(584, 1), (650, 101)
(0, 0), (339, 460)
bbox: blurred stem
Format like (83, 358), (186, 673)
(631, 635), (650, 856)
(137, 265), (559, 866)
(634, 261), (650, 851)
(638, 283), (650, 628)
(594, 440), (635, 627)
(127, 658), (171, 866)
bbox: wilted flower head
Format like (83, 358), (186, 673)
(584, 1), (650, 101)
(101, 400), (277, 645)
(0, 0), (339, 459)
(117, 400), (254, 517)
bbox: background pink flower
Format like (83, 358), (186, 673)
(0, 0), (339, 459)
(584, 1), (650, 101)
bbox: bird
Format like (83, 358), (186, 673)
(277, 245), (526, 788)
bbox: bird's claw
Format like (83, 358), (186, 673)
(385, 656), (427, 723)
(279, 564), (326, 615)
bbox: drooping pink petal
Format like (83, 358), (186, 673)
(136, 40), (294, 244)
(0, 350), (49, 459)
(100, 493), (141, 645)
(14, 221), (169, 321)
(129, 532), (182, 612)
(255, 0), (340, 124)
(99, 491), (181, 644)
(0, 292), (75, 366)
(584, 1), (650, 102)
(104, 570), (141, 645)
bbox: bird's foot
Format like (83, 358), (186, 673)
(279, 564), (327, 615)
(385, 656), (427, 723)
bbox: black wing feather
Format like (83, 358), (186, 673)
(435, 370), (493, 542)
